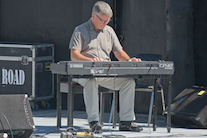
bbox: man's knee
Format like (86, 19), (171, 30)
(85, 78), (98, 87)
(128, 78), (135, 87)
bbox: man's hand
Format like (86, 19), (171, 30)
(127, 57), (142, 62)
(113, 50), (142, 62)
(92, 57), (102, 61)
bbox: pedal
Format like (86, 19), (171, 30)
(60, 132), (73, 138)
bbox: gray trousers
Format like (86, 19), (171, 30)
(73, 77), (136, 123)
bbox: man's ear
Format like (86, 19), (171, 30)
(91, 13), (97, 23)
(92, 13), (95, 18)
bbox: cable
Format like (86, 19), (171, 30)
(106, 63), (116, 135)
(147, 64), (153, 74)
(147, 64), (157, 134)
(105, 64), (126, 138)
(0, 111), (13, 138)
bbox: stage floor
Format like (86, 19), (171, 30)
(31, 110), (207, 138)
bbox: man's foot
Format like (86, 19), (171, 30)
(89, 121), (102, 133)
(119, 121), (143, 132)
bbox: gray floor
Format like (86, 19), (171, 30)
(31, 110), (207, 138)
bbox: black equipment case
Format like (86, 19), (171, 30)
(0, 42), (54, 110)
(171, 85), (207, 128)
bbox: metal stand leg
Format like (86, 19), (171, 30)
(67, 75), (73, 127)
(109, 91), (118, 128)
(153, 78), (158, 131)
(167, 76), (172, 133)
(100, 93), (105, 125)
(57, 75), (62, 132)
(113, 91), (118, 128)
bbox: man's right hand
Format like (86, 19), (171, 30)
(92, 57), (102, 61)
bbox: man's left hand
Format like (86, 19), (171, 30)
(127, 57), (142, 62)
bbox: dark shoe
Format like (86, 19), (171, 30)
(89, 121), (102, 133)
(119, 121), (143, 132)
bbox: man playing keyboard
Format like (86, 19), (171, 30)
(69, 1), (142, 133)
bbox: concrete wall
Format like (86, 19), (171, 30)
(193, 0), (207, 86)
(165, 0), (195, 99)
(116, 0), (166, 56)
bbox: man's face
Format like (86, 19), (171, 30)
(91, 13), (111, 31)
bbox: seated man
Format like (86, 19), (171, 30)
(69, 1), (142, 133)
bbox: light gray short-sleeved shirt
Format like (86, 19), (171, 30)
(69, 19), (123, 61)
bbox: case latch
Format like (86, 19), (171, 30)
(21, 55), (29, 65)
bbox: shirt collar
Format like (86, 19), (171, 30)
(88, 19), (94, 30)
(88, 19), (104, 32)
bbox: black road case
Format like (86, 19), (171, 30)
(0, 42), (54, 110)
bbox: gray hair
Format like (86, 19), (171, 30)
(92, 1), (113, 18)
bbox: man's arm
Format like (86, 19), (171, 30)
(71, 49), (102, 61)
(113, 49), (141, 62)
